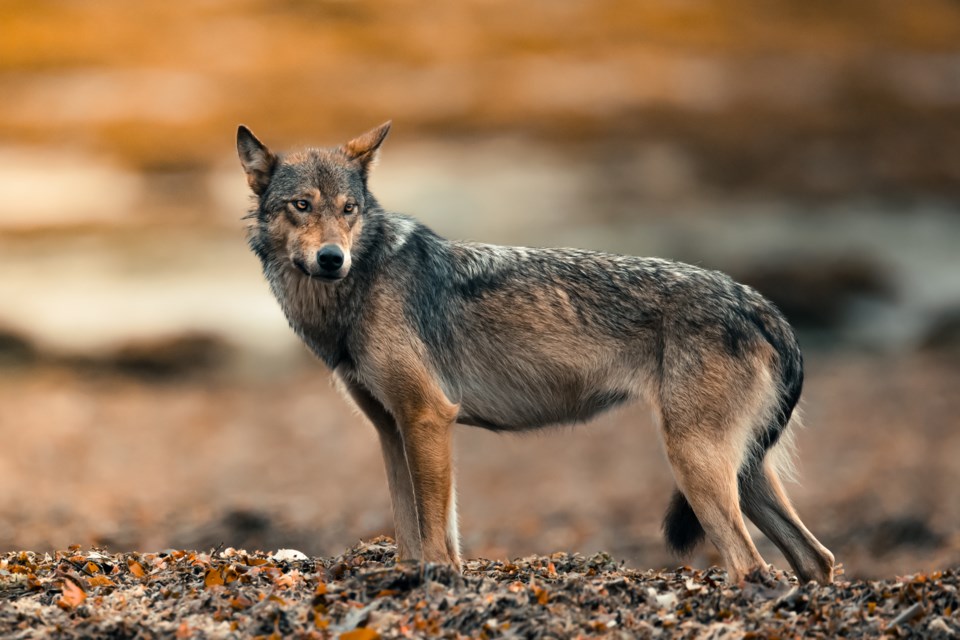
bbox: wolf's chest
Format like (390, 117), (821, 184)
(270, 275), (349, 369)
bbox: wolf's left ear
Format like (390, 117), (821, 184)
(341, 121), (392, 180)
(237, 125), (277, 196)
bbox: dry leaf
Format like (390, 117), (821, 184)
(340, 629), (380, 640)
(127, 560), (146, 578)
(88, 575), (116, 588)
(274, 569), (299, 589)
(204, 568), (224, 588)
(533, 585), (550, 605)
(57, 578), (86, 610)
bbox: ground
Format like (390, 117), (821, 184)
(2, 540), (958, 639)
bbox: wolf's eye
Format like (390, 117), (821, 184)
(343, 202), (357, 214)
(292, 199), (311, 212)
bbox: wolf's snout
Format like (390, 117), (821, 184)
(317, 245), (345, 273)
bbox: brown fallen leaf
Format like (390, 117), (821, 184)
(88, 575), (116, 588)
(223, 566), (240, 583)
(533, 585), (550, 605)
(205, 568), (224, 588)
(128, 560), (146, 578)
(340, 629), (381, 640)
(274, 569), (300, 589)
(57, 578), (86, 610)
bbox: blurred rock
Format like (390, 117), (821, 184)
(272, 548), (309, 562)
(0, 330), (237, 380)
(111, 333), (230, 378)
(0, 328), (38, 367)
(83, 332), (233, 380)
(170, 509), (342, 557)
(172, 509), (272, 553)
(736, 256), (894, 330)
(863, 516), (944, 557)
(919, 308), (960, 355)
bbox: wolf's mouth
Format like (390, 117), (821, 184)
(292, 259), (311, 276)
(293, 259), (345, 282)
(311, 273), (344, 282)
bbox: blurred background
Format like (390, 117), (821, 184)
(1, 0), (959, 580)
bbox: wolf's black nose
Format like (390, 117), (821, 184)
(317, 246), (344, 272)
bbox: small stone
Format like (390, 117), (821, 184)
(272, 548), (309, 562)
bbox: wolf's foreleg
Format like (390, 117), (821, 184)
(361, 355), (461, 569)
(341, 378), (422, 560)
(396, 400), (459, 568)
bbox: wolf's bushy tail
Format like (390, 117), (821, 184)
(662, 306), (804, 557)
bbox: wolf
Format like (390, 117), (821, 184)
(237, 121), (835, 584)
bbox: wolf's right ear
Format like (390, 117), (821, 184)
(237, 126), (277, 196)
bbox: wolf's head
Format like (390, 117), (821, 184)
(238, 122), (391, 282)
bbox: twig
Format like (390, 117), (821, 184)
(887, 602), (924, 631)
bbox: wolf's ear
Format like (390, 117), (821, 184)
(341, 121), (392, 179)
(237, 125), (277, 196)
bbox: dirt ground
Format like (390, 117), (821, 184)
(3, 540), (959, 638)
(1, 351), (958, 583)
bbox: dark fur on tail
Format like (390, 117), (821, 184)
(663, 489), (706, 556)
(663, 300), (804, 557)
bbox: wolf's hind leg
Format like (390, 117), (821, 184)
(740, 461), (834, 584)
(661, 427), (766, 581)
(657, 344), (771, 582)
